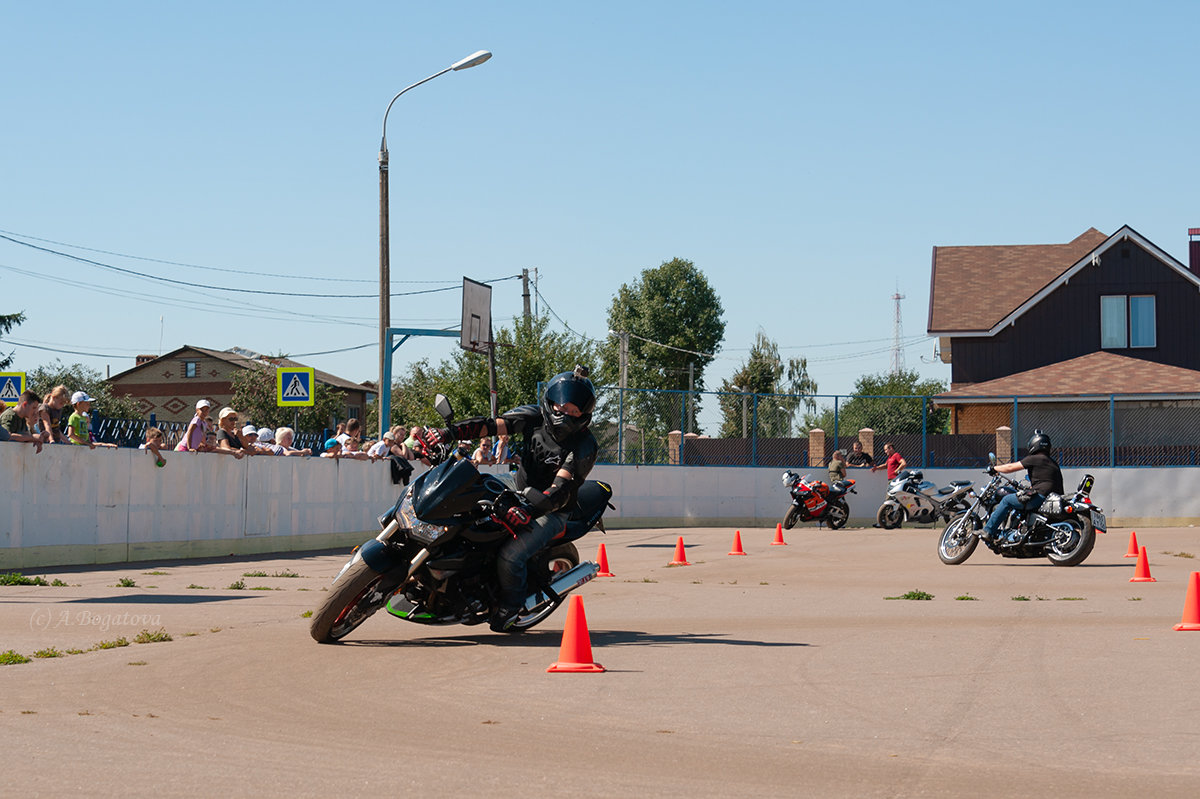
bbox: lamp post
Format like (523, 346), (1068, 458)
(378, 50), (491, 438)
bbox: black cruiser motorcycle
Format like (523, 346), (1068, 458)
(937, 455), (1105, 567)
(309, 395), (614, 643)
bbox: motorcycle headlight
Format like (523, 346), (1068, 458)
(398, 495), (449, 545)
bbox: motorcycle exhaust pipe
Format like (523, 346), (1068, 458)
(523, 561), (599, 612)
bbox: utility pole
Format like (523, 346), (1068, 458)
(521, 268), (531, 322)
(687, 361), (694, 434)
(618, 331), (629, 390)
(890, 285), (906, 375)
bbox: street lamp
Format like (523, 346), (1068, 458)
(378, 50), (492, 438)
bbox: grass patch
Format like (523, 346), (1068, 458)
(1128, 597), (1143, 601)
(1012, 595), (1031, 601)
(186, 584), (209, 590)
(51, 579), (68, 587)
(886, 590), (935, 601)
(1, 649), (32, 665)
(127, 661), (148, 666)
(227, 579), (246, 590)
(300, 610), (313, 618)
(955, 593), (979, 601)
(242, 570), (268, 578)
(134, 628), (172, 644)
(65, 648), (86, 655)
(1, 572), (49, 586)
(272, 569), (301, 578)
(760, 581), (770, 585)
(33, 647), (65, 659)
(91, 637), (130, 650)
(249, 586), (281, 591)
(209, 627), (222, 633)
(1057, 596), (1086, 601)
(115, 577), (137, 588)
(143, 570), (168, 575)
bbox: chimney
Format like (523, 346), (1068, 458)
(1190, 228), (1200, 276)
(136, 354), (157, 366)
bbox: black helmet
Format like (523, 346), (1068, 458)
(541, 366), (596, 443)
(1028, 429), (1051, 454)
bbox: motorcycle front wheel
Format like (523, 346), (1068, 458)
(876, 502), (904, 529)
(782, 504), (802, 530)
(310, 558), (392, 643)
(938, 514), (979, 565)
(826, 498), (850, 530)
(507, 542), (581, 633)
(1045, 515), (1095, 567)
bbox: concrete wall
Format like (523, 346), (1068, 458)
(1, 446), (1193, 569)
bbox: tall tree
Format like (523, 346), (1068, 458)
(717, 331), (817, 438)
(1, 311), (25, 370)
(28, 360), (142, 419)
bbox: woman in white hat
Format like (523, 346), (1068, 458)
(176, 399), (214, 452)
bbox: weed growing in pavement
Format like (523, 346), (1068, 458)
(92, 638), (130, 650)
(1057, 597), (1086, 601)
(300, 610), (313, 618)
(227, 579), (246, 590)
(209, 627), (222, 633)
(51, 579), (68, 587)
(127, 661), (148, 666)
(1128, 597), (1143, 601)
(134, 628), (172, 644)
(33, 647), (64, 658)
(242, 571), (268, 577)
(272, 569), (301, 578)
(760, 581), (769, 585)
(143, 570), (168, 575)
(115, 577), (137, 588)
(886, 590), (934, 600)
(249, 586), (281, 591)
(1012, 595), (1031, 601)
(955, 593), (979, 601)
(186, 584), (209, 589)
(65, 648), (85, 655)
(1, 572), (49, 586)
(1, 650), (32, 665)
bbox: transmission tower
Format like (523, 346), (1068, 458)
(890, 286), (906, 374)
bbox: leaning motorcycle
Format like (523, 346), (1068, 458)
(937, 456), (1105, 567)
(876, 469), (974, 529)
(310, 394), (614, 643)
(780, 472), (856, 530)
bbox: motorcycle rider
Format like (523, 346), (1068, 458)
(982, 429), (1064, 544)
(422, 366), (598, 632)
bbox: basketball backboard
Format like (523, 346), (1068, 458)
(461, 277), (492, 354)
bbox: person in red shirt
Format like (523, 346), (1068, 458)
(871, 442), (907, 479)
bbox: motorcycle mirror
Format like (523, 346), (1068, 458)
(433, 393), (453, 422)
(988, 452), (996, 465)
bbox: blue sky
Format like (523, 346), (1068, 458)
(3, 1), (1197, 409)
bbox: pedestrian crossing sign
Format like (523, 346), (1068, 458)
(0, 372), (25, 402)
(276, 367), (315, 407)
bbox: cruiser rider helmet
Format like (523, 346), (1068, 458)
(541, 365), (596, 443)
(1027, 429), (1051, 455)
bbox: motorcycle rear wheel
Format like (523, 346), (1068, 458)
(1045, 515), (1095, 567)
(506, 542), (581, 634)
(826, 498), (849, 530)
(310, 558), (391, 643)
(782, 504), (802, 530)
(938, 514), (979, 565)
(876, 502), (904, 529)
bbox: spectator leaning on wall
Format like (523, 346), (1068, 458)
(0, 390), (47, 452)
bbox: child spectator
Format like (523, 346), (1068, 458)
(36, 385), (70, 443)
(140, 426), (167, 467)
(274, 427), (312, 456)
(214, 408), (249, 458)
(366, 431), (392, 459)
(472, 436), (496, 466)
(175, 399), (213, 452)
(320, 437), (343, 459)
(1, 390), (46, 452)
(66, 391), (117, 449)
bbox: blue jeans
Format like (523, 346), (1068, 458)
(495, 511), (568, 609)
(984, 492), (1044, 538)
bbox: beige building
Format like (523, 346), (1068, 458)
(107, 345), (375, 425)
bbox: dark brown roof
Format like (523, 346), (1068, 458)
(934, 352), (1200, 400)
(928, 228), (1109, 333)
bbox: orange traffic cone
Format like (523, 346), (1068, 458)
(1124, 530), (1140, 558)
(771, 522), (787, 546)
(546, 595), (605, 673)
(728, 530), (747, 556)
(1173, 571), (1200, 631)
(1130, 546), (1157, 583)
(596, 542), (614, 577)
(670, 536), (690, 565)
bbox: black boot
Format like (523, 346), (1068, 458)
(489, 605), (521, 633)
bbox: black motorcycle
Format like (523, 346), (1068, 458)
(780, 471), (856, 530)
(309, 394), (614, 642)
(937, 456), (1105, 567)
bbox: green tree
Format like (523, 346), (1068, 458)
(380, 314), (600, 431)
(717, 331), (817, 438)
(0, 311), (25, 370)
(28, 360), (141, 419)
(804, 368), (948, 437)
(601, 258), (725, 438)
(230, 366), (349, 434)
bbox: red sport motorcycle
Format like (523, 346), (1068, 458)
(780, 471), (856, 530)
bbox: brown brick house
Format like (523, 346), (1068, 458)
(107, 345), (375, 425)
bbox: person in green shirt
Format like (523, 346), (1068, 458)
(66, 391), (116, 449)
(827, 448), (847, 484)
(1, 390), (46, 452)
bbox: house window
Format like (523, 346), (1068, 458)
(184, 361), (199, 378)
(1100, 295), (1155, 349)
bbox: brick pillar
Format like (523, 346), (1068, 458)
(809, 428), (826, 469)
(995, 425), (1012, 463)
(859, 428), (875, 460)
(668, 430), (681, 465)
